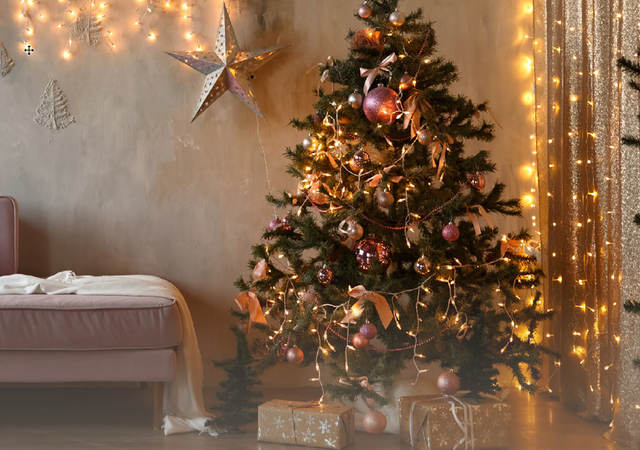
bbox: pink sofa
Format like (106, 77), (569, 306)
(0, 196), (180, 428)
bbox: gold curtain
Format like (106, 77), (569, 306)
(533, 0), (640, 444)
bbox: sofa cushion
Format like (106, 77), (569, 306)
(0, 349), (177, 382)
(0, 295), (182, 351)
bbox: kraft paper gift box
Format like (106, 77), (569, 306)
(398, 394), (511, 449)
(257, 399), (355, 449)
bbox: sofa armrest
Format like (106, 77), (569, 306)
(0, 196), (18, 276)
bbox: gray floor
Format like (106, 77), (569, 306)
(0, 387), (623, 450)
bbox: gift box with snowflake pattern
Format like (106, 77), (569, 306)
(257, 399), (355, 449)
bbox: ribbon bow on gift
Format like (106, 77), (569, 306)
(233, 291), (267, 330)
(360, 53), (397, 94)
(342, 285), (393, 329)
(465, 205), (495, 236)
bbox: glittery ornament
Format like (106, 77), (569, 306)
(417, 128), (431, 146)
(286, 347), (304, 364)
(437, 371), (461, 395)
(399, 73), (414, 90)
(363, 86), (400, 124)
(413, 256), (431, 275)
(349, 149), (371, 172)
(348, 91), (363, 109)
(166, 2), (282, 121)
(389, 9), (405, 27)
(469, 172), (486, 190)
(359, 322), (377, 340)
(362, 410), (387, 434)
(302, 134), (318, 150)
(268, 217), (282, 231)
(358, 2), (372, 19)
(376, 190), (394, 208)
(355, 237), (391, 271)
(442, 222), (460, 242)
(317, 265), (334, 284)
(352, 332), (369, 349)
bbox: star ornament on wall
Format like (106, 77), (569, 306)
(167, 2), (282, 122)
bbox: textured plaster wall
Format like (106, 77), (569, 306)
(0, 0), (535, 392)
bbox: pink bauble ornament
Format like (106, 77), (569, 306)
(352, 332), (370, 349)
(442, 222), (460, 242)
(358, 2), (372, 19)
(388, 9), (405, 27)
(376, 190), (394, 208)
(286, 347), (304, 365)
(359, 323), (377, 340)
(268, 217), (282, 231)
(362, 410), (387, 434)
(363, 86), (400, 124)
(355, 237), (391, 271)
(437, 371), (461, 395)
(317, 265), (334, 284)
(417, 128), (431, 146)
(469, 172), (486, 190)
(349, 149), (370, 172)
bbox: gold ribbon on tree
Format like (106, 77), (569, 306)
(233, 291), (267, 330)
(465, 205), (495, 236)
(342, 285), (393, 329)
(360, 53), (397, 94)
(500, 237), (527, 257)
(403, 92), (432, 138)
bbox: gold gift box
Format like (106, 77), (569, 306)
(258, 399), (355, 449)
(399, 395), (511, 449)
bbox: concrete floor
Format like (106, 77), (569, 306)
(0, 387), (623, 450)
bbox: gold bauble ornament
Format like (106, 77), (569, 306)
(389, 9), (405, 27)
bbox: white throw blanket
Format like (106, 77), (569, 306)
(0, 271), (216, 436)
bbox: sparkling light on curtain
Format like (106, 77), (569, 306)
(533, 0), (640, 444)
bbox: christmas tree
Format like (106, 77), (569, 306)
(618, 51), (640, 370)
(212, 326), (263, 431)
(235, 0), (552, 409)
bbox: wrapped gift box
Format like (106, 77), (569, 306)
(258, 399), (355, 449)
(399, 394), (511, 449)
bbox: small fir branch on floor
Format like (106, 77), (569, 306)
(210, 326), (263, 432)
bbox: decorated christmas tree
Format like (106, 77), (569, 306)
(618, 51), (640, 370)
(234, 0), (552, 418)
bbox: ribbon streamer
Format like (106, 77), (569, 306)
(465, 205), (495, 236)
(342, 285), (393, 329)
(360, 53), (397, 94)
(233, 291), (267, 330)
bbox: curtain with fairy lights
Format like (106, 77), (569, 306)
(533, 0), (640, 443)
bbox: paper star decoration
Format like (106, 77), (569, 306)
(167, 2), (282, 122)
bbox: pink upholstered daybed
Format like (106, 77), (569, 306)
(0, 196), (180, 428)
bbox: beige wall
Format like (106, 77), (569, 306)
(0, 0), (536, 392)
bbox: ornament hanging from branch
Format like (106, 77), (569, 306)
(0, 42), (15, 77)
(70, 10), (103, 48)
(33, 79), (75, 131)
(166, 2), (282, 121)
